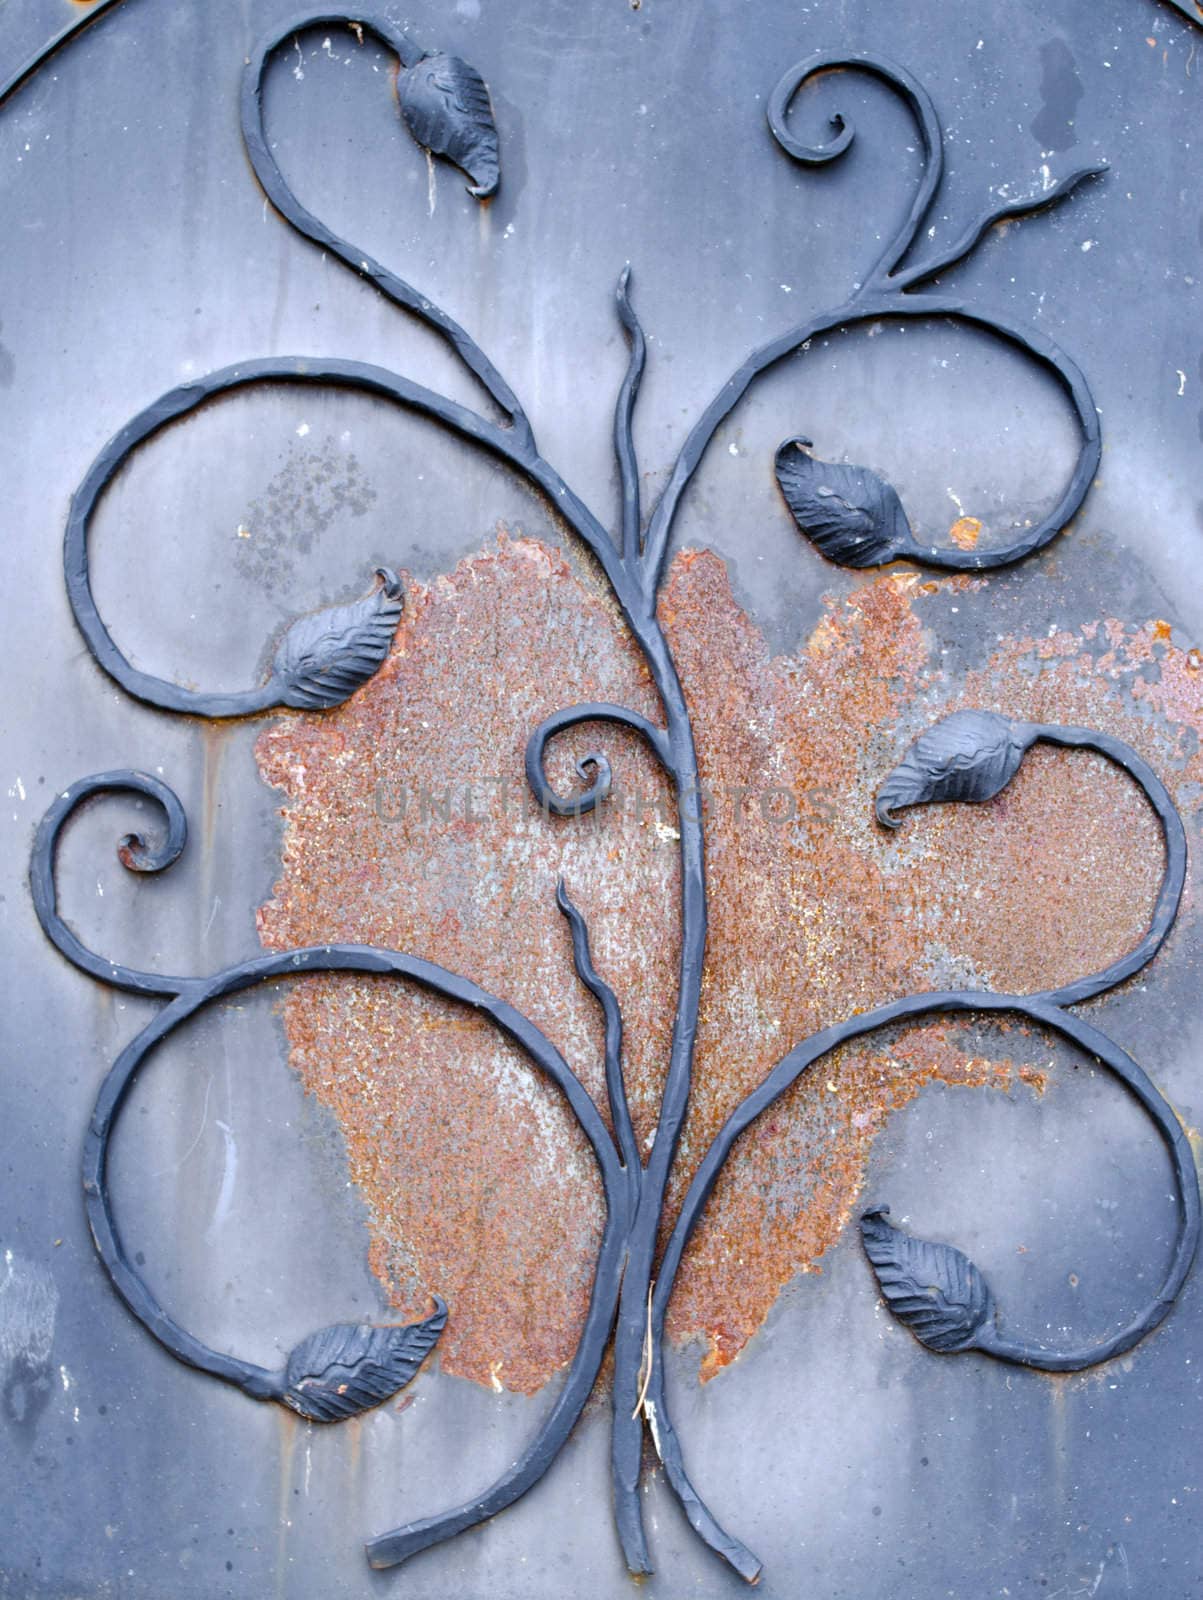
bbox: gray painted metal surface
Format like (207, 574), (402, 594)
(2, 0), (1202, 1595)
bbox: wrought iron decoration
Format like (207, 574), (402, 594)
(16, 9), (1199, 1586)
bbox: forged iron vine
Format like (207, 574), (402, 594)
(21, 11), (1200, 1585)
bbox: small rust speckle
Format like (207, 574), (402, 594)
(256, 535), (1202, 1392)
(116, 837), (141, 871)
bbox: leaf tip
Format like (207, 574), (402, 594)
(873, 795), (903, 830)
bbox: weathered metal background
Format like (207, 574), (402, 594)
(2, 0), (1202, 1595)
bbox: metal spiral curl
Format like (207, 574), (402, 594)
(524, 702), (672, 817)
(767, 50), (943, 286)
(30, 771), (192, 998)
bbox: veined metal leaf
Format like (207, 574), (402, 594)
(272, 568), (404, 711)
(861, 1208), (993, 1354)
(774, 437), (912, 568)
(282, 1297), (447, 1423)
(398, 53), (500, 197)
(875, 709), (1037, 827)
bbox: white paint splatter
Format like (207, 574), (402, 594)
(0, 1248), (58, 1384)
(205, 1121), (239, 1240)
(644, 1398), (663, 1459)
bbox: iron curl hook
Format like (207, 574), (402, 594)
(524, 702), (672, 817)
(30, 771), (193, 999)
(768, 50), (943, 287)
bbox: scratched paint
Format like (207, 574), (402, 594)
(255, 535), (1198, 1392)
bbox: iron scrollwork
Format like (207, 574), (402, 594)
(15, 9), (1199, 1587)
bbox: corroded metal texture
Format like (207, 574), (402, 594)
(255, 536), (672, 1393)
(255, 536), (1197, 1388)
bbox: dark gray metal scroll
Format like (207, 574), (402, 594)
(18, 11), (1198, 1590)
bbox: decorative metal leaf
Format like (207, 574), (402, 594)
(272, 568), (404, 711)
(774, 437), (912, 568)
(397, 53), (500, 197)
(861, 1208), (993, 1354)
(875, 709), (1037, 827)
(282, 1297), (447, 1423)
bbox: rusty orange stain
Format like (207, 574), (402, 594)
(948, 515), (982, 550)
(255, 534), (1201, 1393)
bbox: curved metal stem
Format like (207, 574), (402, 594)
(891, 163), (1107, 291)
(66, 357), (631, 716)
(641, 292), (1100, 593)
(557, 880), (643, 1205)
(517, 649), (712, 1578)
(242, 10), (532, 444)
(368, 1142), (629, 1568)
(614, 266), (647, 563)
(642, 49), (1103, 593)
(82, 940), (629, 1513)
(640, 991), (1200, 1568)
(0, 0), (132, 111)
(638, 1366), (763, 1583)
(874, 716), (1186, 1008)
(1029, 726), (1188, 1007)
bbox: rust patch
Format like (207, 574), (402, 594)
(256, 536), (675, 1393)
(948, 515), (982, 550)
(255, 535), (1202, 1392)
